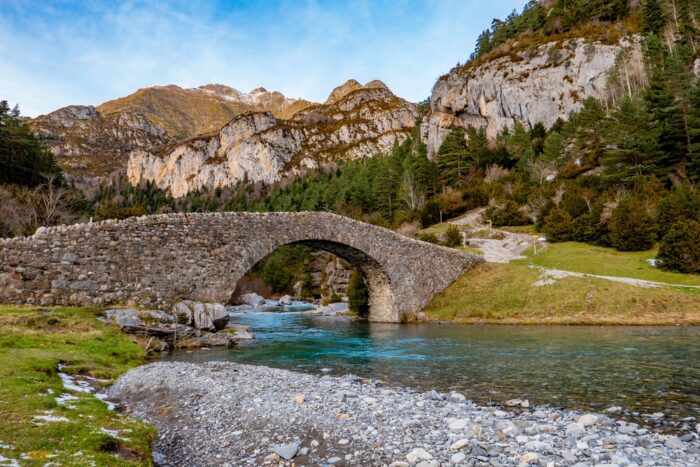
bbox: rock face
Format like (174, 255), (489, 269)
(29, 84), (314, 178)
(30, 105), (172, 178)
(0, 211), (479, 322)
(421, 37), (642, 156)
(127, 80), (418, 198)
(310, 251), (352, 300)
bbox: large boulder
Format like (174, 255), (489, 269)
(179, 332), (238, 348)
(205, 303), (229, 330)
(227, 323), (254, 340)
(171, 301), (193, 325)
(279, 295), (292, 306)
(147, 309), (177, 324)
(191, 302), (214, 331)
(239, 293), (265, 307)
(319, 302), (349, 316)
(171, 301), (229, 331)
(104, 308), (144, 328)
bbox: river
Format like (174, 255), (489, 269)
(168, 310), (700, 432)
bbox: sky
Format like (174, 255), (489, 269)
(1, 0), (527, 117)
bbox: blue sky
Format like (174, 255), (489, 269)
(1, 0), (527, 116)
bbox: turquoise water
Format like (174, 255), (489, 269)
(170, 311), (700, 430)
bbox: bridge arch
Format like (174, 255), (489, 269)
(239, 239), (397, 321)
(0, 212), (480, 322)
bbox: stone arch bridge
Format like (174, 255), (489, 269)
(0, 212), (481, 322)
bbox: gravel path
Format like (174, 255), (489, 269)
(448, 209), (539, 263)
(532, 267), (700, 289)
(108, 361), (700, 466)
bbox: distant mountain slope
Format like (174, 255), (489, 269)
(127, 80), (418, 197)
(29, 84), (315, 178)
(30, 105), (173, 178)
(97, 84), (314, 139)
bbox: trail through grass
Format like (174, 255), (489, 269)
(520, 242), (700, 287)
(424, 263), (700, 325)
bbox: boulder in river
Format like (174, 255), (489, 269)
(318, 302), (349, 316)
(239, 293), (265, 307)
(279, 295), (292, 305)
(172, 301), (229, 331)
(227, 323), (254, 340)
(179, 331), (238, 348)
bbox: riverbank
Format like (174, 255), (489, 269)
(423, 263), (700, 325)
(0, 305), (155, 466)
(109, 360), (700, 466)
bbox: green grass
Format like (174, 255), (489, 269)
(519, 242), (700, 287)
(498, 225), (537, 234)
(424, 263), (700, 325)
(418, 222), (468, 236)
(0, 306), (156, 466)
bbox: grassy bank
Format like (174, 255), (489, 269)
(0, 306), (156, 466)
(424, 262), (700, 325)
(519, 242), (700, 287)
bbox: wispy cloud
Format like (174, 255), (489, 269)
(0, 0), (527, 116)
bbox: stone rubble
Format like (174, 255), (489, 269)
(102, 301), (254, 351)
(108, 361), (700, 466)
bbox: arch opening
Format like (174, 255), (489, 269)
(230, 239), (398, 322)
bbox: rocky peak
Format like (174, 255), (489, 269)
(42, 105), (99, 125)
(365, 80), (389, 91)
(128, 80), (418, 197)
(325, 79), (365, 105)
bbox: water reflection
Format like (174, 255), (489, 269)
(168, 311), (700, 429)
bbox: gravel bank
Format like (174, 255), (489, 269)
(108, 361), (700, 466)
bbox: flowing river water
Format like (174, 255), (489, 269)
(168, 310), (700, 431)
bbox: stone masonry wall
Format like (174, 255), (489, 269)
(0, 212), (480, 322)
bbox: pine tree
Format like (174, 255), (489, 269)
(541, 131), (564, 162)
(464, 127), (491, 169)
(609, 196), (657, 251)
(687, 83), (700, 181)
(601, 96), (657, 185)
(657, 219), (700, 273)
(0, 101), (61, 186)
(644, 69), (688, 177)
(642, 0), (667, 35)
(473, 29), (492, 59)
(506, 122), (534, 167)
(436, 128), (469, 187)
(542, 207), (574, 242)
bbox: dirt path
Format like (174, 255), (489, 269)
(449, 208), (540, 263)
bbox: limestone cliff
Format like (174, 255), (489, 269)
(127, 80), (418, 198)
(29, 84), (314, 178)
(421, 37), (642, 156)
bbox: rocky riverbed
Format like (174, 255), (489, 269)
(108, 361), (700, 466)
